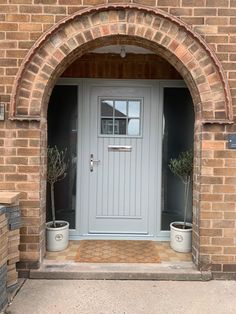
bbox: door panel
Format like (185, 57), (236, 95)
(80, 82), (160, 236)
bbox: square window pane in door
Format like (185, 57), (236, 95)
(101, 100), (113, 116)
(128, 119), (140, 136)
(115, 100), (127, 117)
(128, 101), (140, 118)
(101, 118), (113, 134)
(114, 119), (126, 134)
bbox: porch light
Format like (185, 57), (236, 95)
(120, 46), (126, 58)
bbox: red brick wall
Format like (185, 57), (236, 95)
(0, 2), (236, 278)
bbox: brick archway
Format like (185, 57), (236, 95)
(10, 4), (234, 270)
(10, 4), (232, 123)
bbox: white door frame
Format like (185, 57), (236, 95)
(56, 78), (187, 241)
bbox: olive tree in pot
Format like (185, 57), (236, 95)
(169, 150), (193, 253)
(46, 146), (69, 252)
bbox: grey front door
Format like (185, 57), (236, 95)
(79, 80), (161, 237)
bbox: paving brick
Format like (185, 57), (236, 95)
(0, 198), (20, 310)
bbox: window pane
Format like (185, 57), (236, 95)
(101, 100), (113, 116)
(128, 101), (140, 118)
(115, 101), (127, 117)
(100, 99), (142, 136)
(161, 88), (194, 231)
(128, 119), (140, 136)
(47, 85), (77, 229)
(101, 118), (113, 134)
(114, 119), (126, 134)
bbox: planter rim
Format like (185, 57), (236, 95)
(170, 221), (192, 232)
(46, 220), (69, 231)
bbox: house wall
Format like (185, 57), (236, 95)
(0, 1), (236, 278)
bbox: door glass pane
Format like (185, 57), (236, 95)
(100, 98), (142, 136)
(128, 119), (140, 136)
(115, 100), (127, 117)
(114, 119), (126, 134)
(101, 118), (113, 134)
(128, 100), (140, 118)
(161, 88), (194, 231)
(47, 85), (78, 229)
(101, 100), (113, 116)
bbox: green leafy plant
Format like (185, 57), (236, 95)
(168, 150), (193, 228)
(47, 146), (68, 228)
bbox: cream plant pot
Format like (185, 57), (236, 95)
(46, 220), (69, 252)
(170, 222), (192, 253)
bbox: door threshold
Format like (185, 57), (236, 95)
(69, 233), (170, 241)
(30, 260), (211, 281)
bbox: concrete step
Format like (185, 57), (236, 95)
(30, 261), (212, 281)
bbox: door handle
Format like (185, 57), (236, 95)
(90, 154), (100, 172)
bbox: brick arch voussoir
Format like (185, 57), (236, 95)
(10, 4), (233, 123)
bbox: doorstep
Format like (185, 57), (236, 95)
(30, 260), (212, 281)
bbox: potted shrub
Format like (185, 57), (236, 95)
(46, 146), (69, 252)
(169, 150), (193, 253)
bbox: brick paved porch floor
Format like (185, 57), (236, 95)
(31, 241), (208, 281)
(45, 241), (192, 263)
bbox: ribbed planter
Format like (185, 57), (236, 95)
(46, 220), (69, 252)
(170, 222), (192, 253)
